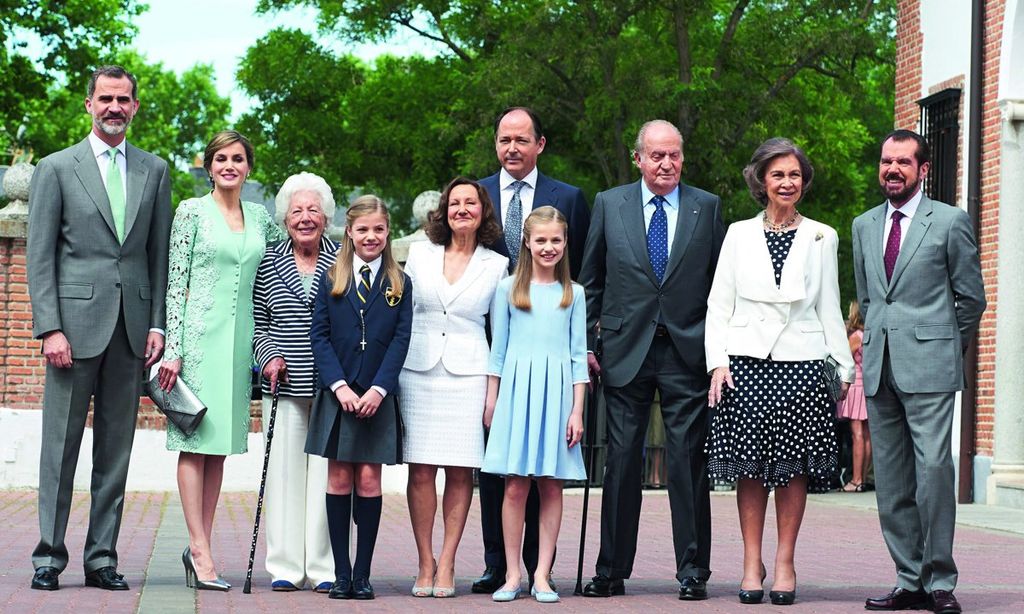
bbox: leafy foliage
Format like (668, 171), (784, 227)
(244, 0), (894, 301)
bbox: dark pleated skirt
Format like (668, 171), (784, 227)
(304, 386), (403, 464)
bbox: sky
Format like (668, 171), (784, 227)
(133, 0), (442, 119)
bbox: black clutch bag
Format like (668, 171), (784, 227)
(820, 356), (843, 404)
(147, 366), (207, 437)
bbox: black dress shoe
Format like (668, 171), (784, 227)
(85, 566), (129, 590)
(471, 566), (506, 594)
(929, 590), (962, 614)
(31, 567), (60, 591)
(866, 587), (929, 610)
(770, 589), (796, 605)
(328, 577), (352, 599)
(351, 577), (375, 600)
(679, 576), (708, 600)
(582, 574), (624, 597)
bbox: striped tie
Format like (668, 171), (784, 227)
(357, 264), (372, 303)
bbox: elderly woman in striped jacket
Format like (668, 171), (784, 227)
(253, 172), (340, 592)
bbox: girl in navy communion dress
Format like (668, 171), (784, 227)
(305, 195), (412, 600)
(482, 206), (588, 604)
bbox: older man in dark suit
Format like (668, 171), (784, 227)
(472, 106), (590, 594)
(26, 65), (172, 592)
(579, 119), (724, 600)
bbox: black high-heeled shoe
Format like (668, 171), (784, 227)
(182, 547), (230, 591)
(738, 563), (767, 604)
(769, 589), (796, 605)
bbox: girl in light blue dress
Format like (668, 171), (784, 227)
(482, 206), (588, 603)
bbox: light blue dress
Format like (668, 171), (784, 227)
(481, 278), (588, 480)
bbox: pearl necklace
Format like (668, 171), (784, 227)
(763, 211), (800, 233)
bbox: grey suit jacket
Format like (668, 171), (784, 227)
(851, 195), (985, 396)
(27, 137), (172, 360)
(579, 180), (726, 388)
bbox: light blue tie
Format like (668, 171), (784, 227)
(647, 195), (668, 283)
(504, 181), (526, 267)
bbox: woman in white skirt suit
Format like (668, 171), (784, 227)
(399, 177), (508, 597)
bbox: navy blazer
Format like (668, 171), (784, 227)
(480, 171), (590, 279)
(309, 267), (413, 395)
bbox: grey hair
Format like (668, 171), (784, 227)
(742, 137), (814, 208)
(274, 172), (336, 226)
(633, 119), (683, 158)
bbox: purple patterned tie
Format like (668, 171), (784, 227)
(884, 210), (905, 282)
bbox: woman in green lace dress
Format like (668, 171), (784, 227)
(158, 131), (284, 589)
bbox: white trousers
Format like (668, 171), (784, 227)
(262, 395), (334, 587)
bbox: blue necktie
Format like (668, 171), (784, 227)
(504, 181), (526, 267)
(647, 195), (668, 283)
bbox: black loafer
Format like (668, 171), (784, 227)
(85, 566), (129, 591)
(31, 566), (60, 591)
(351, 577), (375, 600)
(865, 587), (928, 610)
(471, 566), (506, 594)
(679, 576), (708, 600)
(328, 577), (352, 599)
(582, 574), (624, 597)
(930, 590), (962, 614)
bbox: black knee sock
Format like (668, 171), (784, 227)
(326, 493), (352, 580)
(352, 495), (382, 580)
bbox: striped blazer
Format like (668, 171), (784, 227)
(253, 236), (340, 397)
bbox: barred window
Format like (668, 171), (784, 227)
(917, 89), (961, 204)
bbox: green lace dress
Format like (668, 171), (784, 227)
(163, 194), (284, 455)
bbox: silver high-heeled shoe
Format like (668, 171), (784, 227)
(182, 547), (230, 591)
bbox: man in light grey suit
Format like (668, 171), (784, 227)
(853, 130), (985, 614)
(27, 65), (172, 591)
(579, 120), (725, 600)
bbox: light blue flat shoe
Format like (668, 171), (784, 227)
(531, 585), (560, 603)
(492, 586), (522, 602)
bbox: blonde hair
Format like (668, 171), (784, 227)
(328, 195), (405, 299)
(510, 206), (573, 310)
(846, 300), (864, 335)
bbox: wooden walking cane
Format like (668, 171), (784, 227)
(574, 340), (602, 595)
(243, 388), (280, 594)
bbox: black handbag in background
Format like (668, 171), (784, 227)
(820, 356), (843, 403)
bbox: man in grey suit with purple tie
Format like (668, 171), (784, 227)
(854, 130), (985, 614)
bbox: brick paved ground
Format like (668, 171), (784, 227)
(2, 489), (1023, 613)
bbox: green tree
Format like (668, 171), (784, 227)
(1, 0), (143, 159)
(246, 0), (894, 299)
(16, 51), (231, 204)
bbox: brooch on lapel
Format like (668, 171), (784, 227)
(384, 286), (402, 307)
(815, 232), (824, 241)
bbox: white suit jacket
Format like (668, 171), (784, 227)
(402, 241), (508, 375)
(705, 213), (855, 382)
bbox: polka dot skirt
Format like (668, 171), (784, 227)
(706, 229), (839, 491)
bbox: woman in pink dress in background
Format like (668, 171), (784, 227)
(837, 301), (871, 492)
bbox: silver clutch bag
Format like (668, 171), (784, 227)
(147, 365), (207, 437)
(820, 356), (843, 404)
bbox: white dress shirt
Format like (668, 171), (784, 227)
(330, 254), (387, 397)
(88, 132), (127, 196)
(883, 188), (923, 251)
(498, 166), (539, 229)
(90, 133), (165, 337)
(640, 181), (680, 256)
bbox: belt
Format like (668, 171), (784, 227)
(654, 324), (669, 337)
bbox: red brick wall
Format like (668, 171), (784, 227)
(1, 234), (264, 431)
(895, 0), (1002, 457)
(974, 0), (1004, 457)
